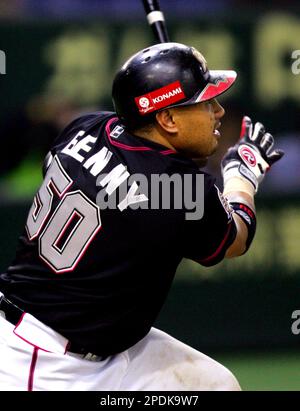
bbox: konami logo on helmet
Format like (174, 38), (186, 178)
(135, 81), (186, 115)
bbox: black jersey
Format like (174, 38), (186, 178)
(0, 112), (236, 356)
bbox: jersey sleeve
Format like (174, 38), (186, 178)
(182, 174), (237, 266)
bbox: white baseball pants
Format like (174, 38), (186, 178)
(0, 312), (240, 391)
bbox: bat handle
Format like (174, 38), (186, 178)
(142, 0), (170, 43)
(149, 19), (170, 43)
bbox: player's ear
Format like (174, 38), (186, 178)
(155, 109), (178, 134)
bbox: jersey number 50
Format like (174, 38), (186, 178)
(26, 156), (101, 273)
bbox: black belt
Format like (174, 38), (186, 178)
(0, 294), (107, 360)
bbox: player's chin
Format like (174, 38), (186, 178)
(199, 140), (218, 158)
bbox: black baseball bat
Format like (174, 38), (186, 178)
(142, 0), (170, 43)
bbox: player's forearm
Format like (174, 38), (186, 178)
(225, 214), (247, 258)
(223, 178), (255, 213)
(223, 177), (256, 258)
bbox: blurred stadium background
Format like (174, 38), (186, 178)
(0, 0), (300, 390)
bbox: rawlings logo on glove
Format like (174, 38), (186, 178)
(238, 146), (256, 167)
(221, 116), (284, 192)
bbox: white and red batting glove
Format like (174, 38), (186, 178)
(221, 116), (284, 192)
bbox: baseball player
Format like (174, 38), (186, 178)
(0, 42), (283, 391)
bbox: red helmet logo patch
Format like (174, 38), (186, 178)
(135, 81), (186, 115)
(239, 146), (257, 167)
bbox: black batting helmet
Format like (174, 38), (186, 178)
(112, 42), (237, 129)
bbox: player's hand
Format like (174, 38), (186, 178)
(221, 116), (284, 192)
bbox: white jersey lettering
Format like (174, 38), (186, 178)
(62, 131), (96, 163)
(83, 147), (113, 176)
(118, 181), (148, 211)
(97, 164), (129, 195)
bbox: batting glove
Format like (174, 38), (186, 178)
(221, 116), (284, 192)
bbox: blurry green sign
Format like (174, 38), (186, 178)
(1, 12), (300, 130)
